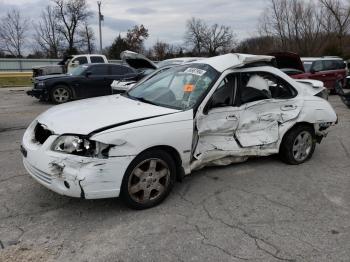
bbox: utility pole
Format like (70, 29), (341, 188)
(97, 1), (104, 54)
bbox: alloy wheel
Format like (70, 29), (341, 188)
(292, 131), (313, 162)
(128, 158), (171, 204)
(53, 88), (69, 103)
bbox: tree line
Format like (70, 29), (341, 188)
(1, 0), (350, 60)
(238, 0), (350, 57)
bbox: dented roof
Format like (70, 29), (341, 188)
(197, 53), (274, 72)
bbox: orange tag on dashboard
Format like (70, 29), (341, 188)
(183, 84), (195, 92)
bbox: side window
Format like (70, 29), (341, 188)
(312, 61), (324, 72)
(110, 65), (134, 75)
(89, 65), (109, 75)
(210, 75), (236, 108)
(72, 56), (88, 65)
(90, 56), (105, 63)
(336, 60), (346, 69)
(324, 60), (338, 71)
(240, 72), (296, 104)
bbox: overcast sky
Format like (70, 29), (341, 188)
(0, 0), (267, 50)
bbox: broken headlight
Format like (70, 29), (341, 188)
(51, 135), (111, 158)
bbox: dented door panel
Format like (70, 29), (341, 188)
(236, 99), (303, 147)
(197, 107), (240, 135)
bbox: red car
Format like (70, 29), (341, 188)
(271, 52), (347, 91)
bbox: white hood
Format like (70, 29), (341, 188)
(37, 95), (179, 135)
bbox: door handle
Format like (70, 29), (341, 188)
(281, 105), (297, 111)
(226, 115), (238, 121)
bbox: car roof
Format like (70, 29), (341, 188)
(195, 53), (274, 72)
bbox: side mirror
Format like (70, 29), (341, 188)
(85, 71), (92, 77)
(310, 69), (316, 74)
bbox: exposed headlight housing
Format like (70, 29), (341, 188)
(35, 81), (45, 89)
(52, 135), (111, 158)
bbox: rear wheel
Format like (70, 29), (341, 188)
(280, 125), (316, 165)
(120, 150), (176, 209)
(50, 85), (71, 104)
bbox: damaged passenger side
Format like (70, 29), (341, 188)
(192, 71), (302, 170)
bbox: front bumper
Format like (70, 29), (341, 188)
(22, 125), (135, 199)
(27, 89), (48, 100)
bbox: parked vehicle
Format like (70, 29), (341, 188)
(111, 53), (204, 93)
(32, 54), (108, 78)
(27, 63), (138, 103)
(271, 52), (347, 91)
(111, 65), (174, 94)
(22, 53), (337, 209)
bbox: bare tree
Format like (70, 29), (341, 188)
(259, 0), (326, 56)
(0, 9), (29, 57)
(79, 22), (95, 54)
(319, 0), (350, 53)
(152, 40), (169, 60)
(52, 0), (92, 55)
(34, 6), (63, 58)
(203, 24), (235, 56)
(185, 18), (234, 56)
(185, 18), (206, 55)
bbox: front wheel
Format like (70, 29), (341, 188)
(120, 150), (176, 210)
(279, 125), (316, 165)
(50, 85), (71, 104)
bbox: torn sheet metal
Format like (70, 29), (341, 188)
(193, 99), (303, 169)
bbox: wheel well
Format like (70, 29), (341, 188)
(290, 122), (315, 134)
(280, 122), (315, 149)
(139, 146), (185, 182)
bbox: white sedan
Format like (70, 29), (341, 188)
(22, 54), (337, 209)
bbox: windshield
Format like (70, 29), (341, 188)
(127, 64), (219, 110)
(69, 65), (88, 76)
(303, 62), (313, 72)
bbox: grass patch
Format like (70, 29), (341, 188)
(0, 75), (32, 87)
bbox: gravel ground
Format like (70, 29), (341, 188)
(0, 87), (350, 262)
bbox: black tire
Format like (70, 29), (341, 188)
(279, 125), (316, 165)
(50, 85), (72, 104)
(120, 150), (176, 210)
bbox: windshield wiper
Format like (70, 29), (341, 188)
(135, 97), (158, 106)
(124, 93), (157, 106)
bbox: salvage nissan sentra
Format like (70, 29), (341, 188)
(22, 53), (337, 209)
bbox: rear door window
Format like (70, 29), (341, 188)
(240, 72), (296, 104)
(110, 65), (135, 75)
(89, 65), (109, 75)
(324, 60), (338, 71)
(90, 56), (105, 63)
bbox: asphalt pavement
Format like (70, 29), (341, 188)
(0, 87), (350, 262)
